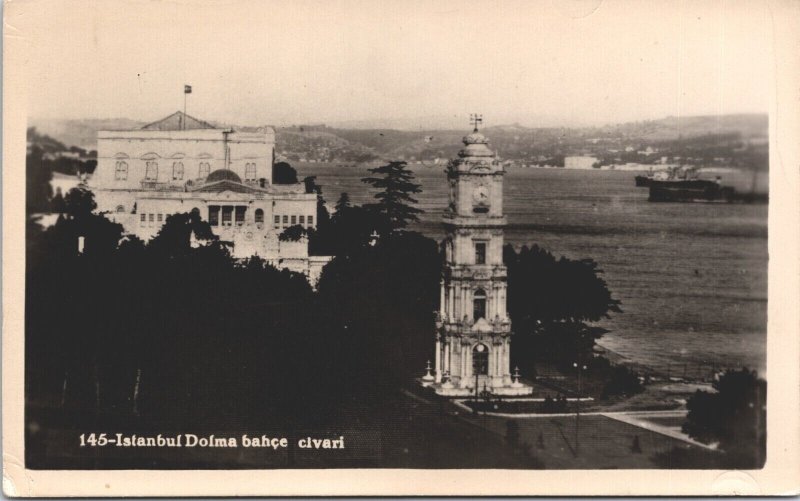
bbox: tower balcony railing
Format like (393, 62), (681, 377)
(442, 213), (507, 225)
(446, 264), (507, 279)
(437, 317), (512, 335)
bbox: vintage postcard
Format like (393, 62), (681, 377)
(3, 0), (799, 496)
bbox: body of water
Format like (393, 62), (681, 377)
(299, 163), (768, 379)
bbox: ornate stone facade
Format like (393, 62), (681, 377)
(425, 121), (532, 396)
(90, 111), (331, 284)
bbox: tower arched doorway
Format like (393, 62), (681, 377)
(471, 343), (490, 391)
(473, 343), (489, 376)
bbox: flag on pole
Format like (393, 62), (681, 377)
(184, 85), (192, 94)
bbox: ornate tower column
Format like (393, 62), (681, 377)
(430, 115), (532, 396)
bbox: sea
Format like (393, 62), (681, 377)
(299, 163), (768, 380)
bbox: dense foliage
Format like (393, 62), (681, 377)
(504, 244), (621, 374)
(272, 161), (299, 184)
(682, 368), (766, 468)
(27, 165), (437, 436)
(361, 161), (423, 235)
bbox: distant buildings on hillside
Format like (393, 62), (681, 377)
(564, 156), (600, 169)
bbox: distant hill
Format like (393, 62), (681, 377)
(31, 113), (767, 168)
(31, 118), (145, 150)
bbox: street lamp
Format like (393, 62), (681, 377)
(573, 361), (587, 455)
(474, 344), (485, 411)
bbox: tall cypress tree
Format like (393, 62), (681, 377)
(361, 161), (423, 235)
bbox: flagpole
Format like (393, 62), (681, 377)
(183, 90), (187, 131)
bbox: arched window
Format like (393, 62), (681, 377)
(198, 162), (210, 178)
(473, 289), (487, 320)
(245, 162), (257, 181)
(115, 161), (128, 180)
(172, 161), (184, 180)
(254, 208), (264, 224)
(472, 344), (489, 376)
(145, 161), (158, 181)
(116, 205), (125, 213)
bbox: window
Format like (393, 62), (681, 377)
(475, 242), (487, 265)
(282, 215), (288, 227)
(299, 215), (305, 225)
(172, 162), (184, 180)
(245, 162), (257, 181)
(222, 206), (233, 225)
(307, 215), (314, 226)
(473, 289), (487, 320)
(198, 162), (210, 178)
(235, 206), (246, 226)
(145, 161), (158, 181)
(157, 213), (163, 222)
(148, 214), (154, 223)
(255, 209), (264, 224)
(140, 213), (146, 225)
(116, 205), (125, 213)
(209, 206), (220, 226)
(291, 215), (296, 225)
(115, 161), (128, 180)
(274, 214), (280, 225)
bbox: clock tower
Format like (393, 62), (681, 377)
(425, 116), (532, 396)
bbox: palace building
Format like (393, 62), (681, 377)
(90, 111), (330, 283)
(423, 119), (533, 396)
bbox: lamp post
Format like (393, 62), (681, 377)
(573, 361), (587, 455)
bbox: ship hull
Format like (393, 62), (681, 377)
(648, 179), (735, 203)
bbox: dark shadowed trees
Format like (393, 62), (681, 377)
(148, 209), (219, 259)
(682, 368), (766, 468)
(26, 146), (53, 214)
(279, 224), (308, 241)
(316, 230), (441, 389)
(504, 244), (621, 372)
(272, 161), (299, 184)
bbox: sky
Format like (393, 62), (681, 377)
(11, 0), (774, 129)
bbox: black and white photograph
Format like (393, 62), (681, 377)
(4, 0), (800, 496)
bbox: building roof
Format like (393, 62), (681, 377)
(206, 169), (242, 184)
(140, 111), (216, 131)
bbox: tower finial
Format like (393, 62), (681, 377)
(469, 113), (483, 132)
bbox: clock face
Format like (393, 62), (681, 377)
(473, 185), (490, 204)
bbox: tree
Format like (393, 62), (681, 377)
(504, 244), (622, 373)
(272, 161), (298, 184)
(51, 189), (66, 213)
(63, 187), (97, 217)
(26, 145), (53, 214)
(334, 192), (351, 215)
(361, 161), (423, 235)
(279, 224), (308, 242)
(148, 209), (219, 259)
(304, 176), (333, 254)
(505, 245), (621, 326)
(601, 365), (643, 398)
(682, 368), (766, 468)
(316, 231), (441, 389)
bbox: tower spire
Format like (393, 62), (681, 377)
(469, 113), (483, 132)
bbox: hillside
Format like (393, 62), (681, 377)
(31, 113), (767, 169)
(32, 118), (145, 150)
